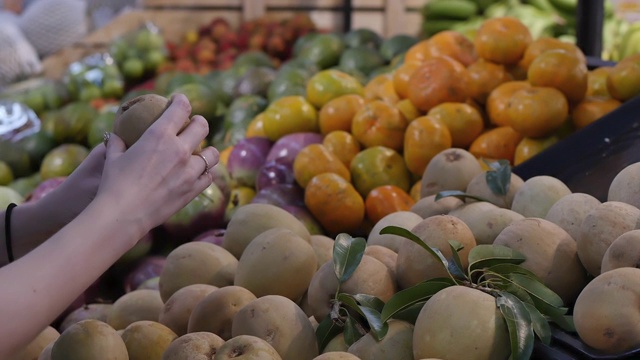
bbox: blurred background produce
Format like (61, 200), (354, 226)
(420, 0), (636, 61)
(0, 1), (640, 358)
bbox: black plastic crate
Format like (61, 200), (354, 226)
(513, 95), (640, 201)
(533, 325), (640, 359)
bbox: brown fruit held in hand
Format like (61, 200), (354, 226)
(113, 94), (174, 148)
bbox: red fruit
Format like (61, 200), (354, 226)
(175, 58), (197, 73)
(210, 18), (231, 40)
(218, 32), (238, 52)
(195, 49), (216, 64)
(248, 33), (267, 50)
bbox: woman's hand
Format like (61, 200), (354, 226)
(39, 142), (106, 229)
(94, 93), (219, 240)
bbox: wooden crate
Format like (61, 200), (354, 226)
(140, 0), (425, 37)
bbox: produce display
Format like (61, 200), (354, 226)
(1, 6), (640, 360)
(420, 0), (636, 61)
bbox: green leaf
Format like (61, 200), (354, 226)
(483, 158), (507, 171)
(333, 233), (367, 283)
(501, 281), (534, 305)
(485, 159), (512, 196)
(352, 294), (385, 313)
(449, 240), (464, 252)
(508, 273), (567, 318)
(316, 314), (343, 352)
(485, 263), (538, 280)
(343, 315), (365, 346)
(359, 306), (389, 341)
(392, 301), (425, 324)
(379, 226), (449, 271)
(435, 190), (492, 203)
(550, 314), (576, 333)
(496, 291), (534, 360)
(523, 302), (551, 345)
(336, 293), (365, 318)
(448, 240), (468, 280)
(381, 278), (455, 322)
(468, 244), (526, 272)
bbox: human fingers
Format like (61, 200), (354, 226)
(72, 143), (106, 175)
(105, 132), (126, 160)
(191, 147), (220, 179)
(178, 115), (210, 152)
(150, 93), (192, 135)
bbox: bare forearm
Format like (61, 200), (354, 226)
(0, 200), (68, 265)
(0, 198), (141, 358)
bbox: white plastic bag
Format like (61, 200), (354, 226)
(0, 17), (42, 89)
(18, 0), (89, 57)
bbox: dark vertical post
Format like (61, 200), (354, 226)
(343, 0), (353, 33)
(576, 0), (604, 57)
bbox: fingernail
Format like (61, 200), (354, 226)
(103, 132), (110, 147)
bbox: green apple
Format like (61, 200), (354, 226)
(78, 85), (102, 102)
(144, 49), (166, 72)
(22, 91), (46, 114)
(102, 78), (125, 99)
(0, 161), (13, 186)
(122, 58), (145, 79)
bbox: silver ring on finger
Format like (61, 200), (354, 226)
(197, 153), (210, 176)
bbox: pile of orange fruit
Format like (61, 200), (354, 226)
(226, 16), (640, 236)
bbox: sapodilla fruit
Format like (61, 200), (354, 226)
(494, 218), (589, 304)
(347, 320), (414, 360)
(107, 289), (164, 330)
(367, 211), (423, 252)
(544, 193), (601, 242)
(51, 319), (128, 360)
(314, 352), (360, 360)
(396, 215), (476, 289)
(410, 195), (463, 219)
(420, 148), (483, 198)
(121, 321), (178, 360)
(113, 94), (171, 148)
(158, 284), (218, 336)
(601, 229), (640, 273)
(232, 295), (319, 360)
(161, 332), (225, 360)
(413, 286), (510, 360)
(215, 335), (282, 359)
(573, 267), (640, 354)
(12, 326), (59, 360)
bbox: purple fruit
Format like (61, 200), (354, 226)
(162, 182), (228, 244)
(193, 228), (226, 246)
(227, 137), (273, 188)
(256, 158), (296, 192)
(60, 303), (113, 333)
(251, 183), (305, 208)
(266, 132), (324, 167)
(26, 176), (67, 202)
(123, 255), (166, 293)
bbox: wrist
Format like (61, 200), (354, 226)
(83, 195), (148, 249)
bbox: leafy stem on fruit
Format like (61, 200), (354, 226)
(484, 158), (514, 208)
(376, 225), (572, 360)
(316, 233), (386, 352)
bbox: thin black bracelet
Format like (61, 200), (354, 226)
(5, 203), (17, 263)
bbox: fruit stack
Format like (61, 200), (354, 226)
(164, 14), (317, 75)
